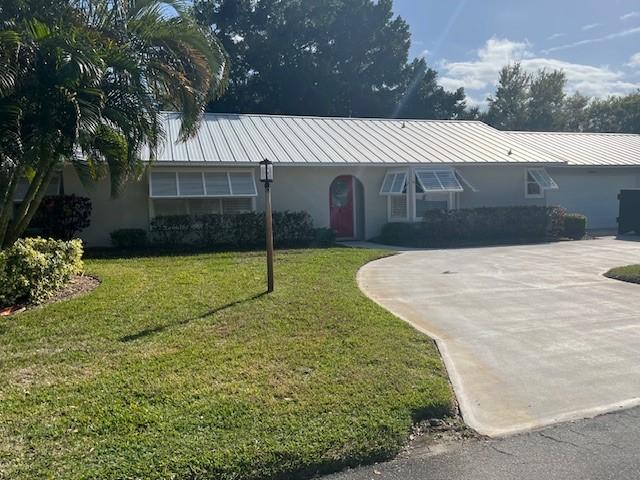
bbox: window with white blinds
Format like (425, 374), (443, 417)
(389, 195), (408, 220)
(149, 170), (257, 198)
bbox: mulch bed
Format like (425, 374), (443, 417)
(0, 274), (100, 317)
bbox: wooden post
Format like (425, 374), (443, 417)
(265, 181), (274, 293)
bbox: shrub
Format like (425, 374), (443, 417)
(312, 228), (337, 247)
(273, 211), (315, 247)
(150, 215), (194, 246)
(154, 211), (317, 248)
(563, 213), (587, 240)
(0, 238), (84, 308)
(378, 206), (567, 247)
(110, 229), (148, 248)
(29, 195), (92, 240)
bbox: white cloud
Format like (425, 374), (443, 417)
(581, 23), (601, 31)
(628, 53), (640, 68)
(438, 37), (640, 106)
(621, 11), (640, 21)
(543, 26), (640, 53)
(419, 49), (430, 60)
(547, 33), (566, 40)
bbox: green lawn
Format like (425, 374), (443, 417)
(0, 248), (452, 480)
(605, 264), (640, 284)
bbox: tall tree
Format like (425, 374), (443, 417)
(586, 92), (640, 133)
(193, 0), (412, 117)
(0, 0), (228, 247)
(486, 63), (531, 130)
(561, 92), (590, 132)
(527, 69), (566, 131)
(396, 58), (469, 119)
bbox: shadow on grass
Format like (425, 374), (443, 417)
(119, 291), (268, 342)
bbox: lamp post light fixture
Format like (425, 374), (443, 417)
(259, 158), (275, 293)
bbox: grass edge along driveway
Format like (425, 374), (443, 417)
(605, 264), (640, 284)
(0, 248), (453, 480)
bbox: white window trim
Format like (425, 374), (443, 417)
(149, 168), (258, 199)
(412, 192), (456, 222)
(379, 169), (408, 196)
(387, 195), (409, 221)
(455, 169), (478, 192)
(525, 168), (558, 199)
(414, 167), (464, 193)
(380, 169), (409, 221)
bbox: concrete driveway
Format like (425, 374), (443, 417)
(358, 237), (640, 437)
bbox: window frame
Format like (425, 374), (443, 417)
(148, 168), (258, 199)
(379, 169), (408, 196)
(525, 168), (558, 199)
(388, 194), (409, 221)
(414, 167), (464, 193)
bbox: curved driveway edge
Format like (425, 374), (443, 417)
(357, 238), (640, 437)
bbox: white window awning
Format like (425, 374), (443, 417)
(150, 170), (257, 198)
(415, 168), (464, 193)
(527, 168), (558, 190)
(379, 171), (407, 196)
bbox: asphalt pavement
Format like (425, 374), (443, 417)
(324, 406), (640, 480)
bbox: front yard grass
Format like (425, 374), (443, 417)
(604, 264), (640, 284)
(0, 248), (452, 480)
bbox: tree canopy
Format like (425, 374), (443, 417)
(484, 62), (639, 133)
(193, 0), (471, 119)
(0, 0), (228, 247)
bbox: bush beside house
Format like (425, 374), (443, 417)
(378, 206), (569, 247)
(563, 213), (587, 240)
(145, 211), (320, 248)
(0, 238), (84, 308)
(28, 195), (92, 240)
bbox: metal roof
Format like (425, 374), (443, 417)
(506, 131), (640, 167)
(153, 112), (565, 165)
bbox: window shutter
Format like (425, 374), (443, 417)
(229, 172), (257, 195)
(178, 172), (205, 196)
(151, 172), (178, 197)
(204, 172), (231, 195)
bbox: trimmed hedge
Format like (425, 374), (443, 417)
(378, 206), (567, 247)
(563, 213), (587, 240)
(0, 238), (84, 308)
(150, 211), (317, 248)
(110, 229), (147, 248)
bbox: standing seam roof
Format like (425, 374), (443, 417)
(154, 112), (571, 165)
(506, 131), (640, 166)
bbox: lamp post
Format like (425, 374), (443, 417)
(259, 158), (274, 293)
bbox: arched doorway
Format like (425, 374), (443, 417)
(330, 175), (364, 239)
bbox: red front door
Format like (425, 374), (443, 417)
(330, 176), (354, 238)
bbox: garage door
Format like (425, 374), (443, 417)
(547, 171), (639, 229)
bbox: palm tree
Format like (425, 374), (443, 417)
(0, 0), (228, 247)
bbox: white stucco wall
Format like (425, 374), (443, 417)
(62, 165), (150, 246)
(61, 163), (640, 246)
(456, 165), (547, 209)
(547, 167), (640, 229)
(256, 165), (389, 240)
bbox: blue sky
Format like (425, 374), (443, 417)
(392, 0), (640, 107)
